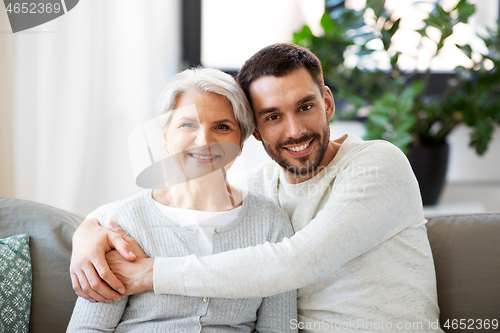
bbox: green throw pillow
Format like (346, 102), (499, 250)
(0, 234), (32, 333)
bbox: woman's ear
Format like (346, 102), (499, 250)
(162, 131), (169, 153)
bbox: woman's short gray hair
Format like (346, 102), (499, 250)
(155, 67), (254, 143)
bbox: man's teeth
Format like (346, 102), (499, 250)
(287, 141), (310, 152)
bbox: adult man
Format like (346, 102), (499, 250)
(71, 43), (442, 332)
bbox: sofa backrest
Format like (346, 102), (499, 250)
(2, 196), (499, 332)
(426, 213), (500, 332)
(0, 197), (83, 333)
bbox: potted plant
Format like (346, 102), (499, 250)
(293, 0), (500, 205)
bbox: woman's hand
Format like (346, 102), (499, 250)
(106, 250), (154, 296)
(70, 219), (137, 303)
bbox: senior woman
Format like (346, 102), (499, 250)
(66, 68), (297, 332)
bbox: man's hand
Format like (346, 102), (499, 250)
(70, 218), (137, 303)
(105, 221), (154, 295)
(106, 251), (154, 295)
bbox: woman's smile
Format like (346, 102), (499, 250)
(186, 151), (221, 164)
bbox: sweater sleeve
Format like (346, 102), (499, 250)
(256, 289), (297, 333)
(255, 211), (298, 333)
(66, 296), (128, 332)
(153, 142), (424, 298)
(85, 201), (119, 221)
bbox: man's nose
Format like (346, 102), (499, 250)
(286, 115), (306, 138)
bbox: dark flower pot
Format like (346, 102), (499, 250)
(407, 143), (449, 206)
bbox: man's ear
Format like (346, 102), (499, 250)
(252, 127), (262, 142)
(324, 86), (335, 121)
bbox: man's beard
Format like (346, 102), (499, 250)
(260, 126), (330, 176)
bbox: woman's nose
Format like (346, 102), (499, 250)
(195, 128), (210, 147)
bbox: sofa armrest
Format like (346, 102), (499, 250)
(426, 213), (500, 331)
(0, 197), (83, 333)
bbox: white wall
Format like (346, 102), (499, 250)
(446, 125), (500, 183)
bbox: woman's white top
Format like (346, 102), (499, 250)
(152, 200), (242, 256)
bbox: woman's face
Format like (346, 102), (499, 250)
(164, 91), (242, 180)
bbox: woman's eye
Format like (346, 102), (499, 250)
(180, 123), (196, 129)
(215, 124), (230, 131)
(300, 105), (312, 112)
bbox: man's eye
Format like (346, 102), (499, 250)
(300, 105), (312, 112)
(267, 114), (279, 121)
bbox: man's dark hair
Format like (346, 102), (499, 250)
(236, 43), (325, 104)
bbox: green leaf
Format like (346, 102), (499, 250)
(416, 29), (426, 37)
(369, 112), (391, 127)
(320, 12), (334, 34)
(363, 125), (387, 141)
(470, 119), (493, 155)
(390, 52), (401, 67)
(456, 44), (472, 59)
(388, 18), (401, 37)
(357, 49), (376, 57)
(457, 3), (476, 23)
(453, 0), (468, 10)
(366, 0), (386, 19)
(397, 116), (417, 132)
(435, 5), (449, 22)
(390, 131), (413, 152)
(292, 25), (314, 47)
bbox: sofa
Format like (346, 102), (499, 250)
(0, 196), (499, 332)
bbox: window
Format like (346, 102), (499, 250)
(184, 0), (499, 72)
(200, 0), (325, 70)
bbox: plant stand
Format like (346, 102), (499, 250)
(408, 143), (449, 206)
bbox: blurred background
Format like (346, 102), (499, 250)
(0, 0), (499, 216)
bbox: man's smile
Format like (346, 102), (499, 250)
(282, 139), (314, 157)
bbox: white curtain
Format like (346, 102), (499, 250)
(0, 0), (181, 216)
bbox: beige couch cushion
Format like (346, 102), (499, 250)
(0, 197), (82, 333)
(426, 213), (500, 328)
